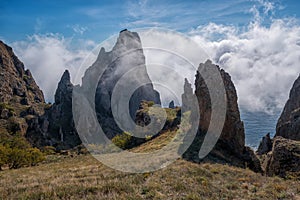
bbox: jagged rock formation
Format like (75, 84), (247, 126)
(27, 70), (80, 150)
(28, 30), (161, 149)
(276, 74), (300, 140)
(257, 133), (272, 155)
(259, 74), (300, 177)
(47, 70), (80, 149)
(0, 40), (45, 137)
(168, 101), (175, 109)
(93, 30), (161, 138)
(183, 60), (261, 172)
(263, 136), (300, 178)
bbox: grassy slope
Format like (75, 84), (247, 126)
(0, 131), (300, 200)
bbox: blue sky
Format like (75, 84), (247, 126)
(1, 0), (300, 145)
(1, 0), (300, 116)
(1, 0), (300, 43)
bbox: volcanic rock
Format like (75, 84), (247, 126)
(276, 74), (300, 140)
(0, 40), (45, 136)
(183, 60), (261, 172)
(93, 30), (161, 138)
(257, 133), (273, 155)
(264, 136), (300, 178)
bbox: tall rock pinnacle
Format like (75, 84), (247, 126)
(183, 60), (261, 172)
(47, 70), (80, 149)
(93, 30), (161, 138)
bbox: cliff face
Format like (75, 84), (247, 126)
(0, 41), (44, 105)
(26, 70), (80, 150)
(263, 136), (300, 178)
(276, 74), (300, 140)
(259, 74), (300, 177)
(183, 60), (261, 172)
(0, 41), (45, 137)
(94, 30), (161, 138)
(47, 70), (80, 149)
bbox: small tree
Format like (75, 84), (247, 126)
(0, 145), (10, 170)
(8, 148), (28, 169)
(0, 135), (46, 169)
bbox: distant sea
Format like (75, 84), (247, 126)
(241, 111), (281, 150)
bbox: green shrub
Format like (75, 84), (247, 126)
(0, 145), (10, 170)
(147, 101), (155, 107)
(0, 135), (45, 169)
(8, 147), (45, 169)
(27, 148), (45, 166)
(41, 146), (56, 155)
(111, 132), (132, 149)
(8, 148), (29, 169)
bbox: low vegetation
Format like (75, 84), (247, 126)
(0, 154), (299, 199)
(0, 128), (299, 199)
(0, 134), (45, 170)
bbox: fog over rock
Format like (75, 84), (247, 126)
(92, 30), (161, 138)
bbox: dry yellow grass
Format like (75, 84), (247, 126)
(1, 126), (299, 199)
(0, 154), (299, 200)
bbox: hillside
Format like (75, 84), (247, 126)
(0, 153), (299, 200)
(1, 128), (300, 199)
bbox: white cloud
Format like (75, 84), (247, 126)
(190, 18), (300, 114)
(9, 0), (300, 115)
(12, 34), (96, 102)
(68, 24), (88, 35)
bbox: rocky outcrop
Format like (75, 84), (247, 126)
(257, 133), (272, 155)
(27, 70), (80, 150)
(168, 101), (175, 109)
(183, 60), (261, 172)
(47, 70), (80, 149)
(0, 41), (44, 105)
(263, 136), (300, 178)
(0, 40), (45, 136)
(260, 74), (300, 177)
(93, 30), (161, 138)
(276, 74), (300, 140)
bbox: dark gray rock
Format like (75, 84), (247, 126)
(276, 74), (300, 140)
(183, 60), (261, 173)
(26, 70), (80, 150)
(257, 133), (272, 155)
(264, 136), (300, 178)
(93, 30), (161, 138)
(169, 101), (175, 109)
(47, 70), (80, 150)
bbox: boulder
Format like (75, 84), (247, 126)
(257, 133), (273, 155)
(169, 100), (175, 109)
(261, 74), (300, 177)
(264, 136), (300, 178)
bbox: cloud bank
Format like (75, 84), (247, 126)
(10, 0), (300, 114)
(190, 19), (300, 113)
(12, 34), (96, 102)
